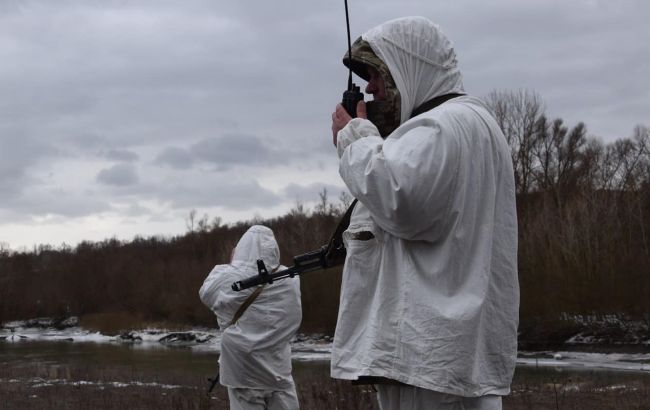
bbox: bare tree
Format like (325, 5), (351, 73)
(315, 188), (330, 215)
(580, 137), (605, 191)
(338, 190), (352, 213)
(210, 216), (223, 230)
(196, 213), (210, 233)
(595, 132), (648, 194)
(185, 209), (197, 233)
(289, 200), (307, 217)
(531, 117), (588, 203)
(630, 125), (650, 255)
(485, 89), (545, 194)
(0, 241), (11, 257)
(636, 125), (650, 185)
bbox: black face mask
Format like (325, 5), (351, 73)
(366, 99), (400, 139)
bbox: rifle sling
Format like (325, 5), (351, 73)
(224, 265), (279, 329)
(333, 199), (358, 243)
(325, 199), (358, 265)
(224, 286), (263, 329)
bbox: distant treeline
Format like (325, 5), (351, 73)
(1, 90), (649, 337)
(0, 194), (347, 334)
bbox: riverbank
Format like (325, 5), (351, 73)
(518, 313), (650, 350)
(2, 316), (650, 373)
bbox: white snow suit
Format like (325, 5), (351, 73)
(332, 17), (519, 402)
(199, 225), (302, 409)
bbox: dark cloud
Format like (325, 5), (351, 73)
(282, 183), (349, 206)
(100, 149), (139, 162)
(153, 133), (287, 171)
(157, 177), (283, 210)
(0, 134), (60, 204)
(0, 186), (112, 221)
(96, 163), (139, 186)
(23, 189), (111, 219)
(65, 133), (113, 152)
(123, 203), (153, 218)
(190, 134), (279, 170)
(154, 147), (194, 170)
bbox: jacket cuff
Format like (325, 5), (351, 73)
(337, 118), (381, 158)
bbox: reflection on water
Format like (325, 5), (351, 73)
(0, 340), (220, 379)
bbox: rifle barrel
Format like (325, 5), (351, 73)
(231, 258), (325, 291)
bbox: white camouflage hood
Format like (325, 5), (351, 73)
(362, 16), (465, 123)
(231, 225), (280, 271)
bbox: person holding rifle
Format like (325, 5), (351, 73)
(199, 225), (302, 410)
(330, 17), (519, 409)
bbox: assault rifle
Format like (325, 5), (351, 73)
(231, 200), (356, 291)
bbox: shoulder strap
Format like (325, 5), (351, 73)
(324, 199), (358, 267)
(222, 264), (281, 329)
(223, 285), (264, 329)
(410, 93), (464, 118)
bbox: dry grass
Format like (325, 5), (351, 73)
(0, 361), (224, 409)
(79, 312), (146, 336)
(506, 375), (650, 409)
(0, 360), (376, 410)
(526, 362), (650, 408)
(2, 356), (650, 409)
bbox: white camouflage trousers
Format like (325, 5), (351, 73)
(377, 385), (502, 410)
(227, 385), (299, 410)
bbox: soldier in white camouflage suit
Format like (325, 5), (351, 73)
(330, 17), (519, 410)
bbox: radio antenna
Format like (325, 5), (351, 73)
(340, 0), (363, 117)
(344, 0), (353, 91)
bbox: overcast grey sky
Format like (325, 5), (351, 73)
(1, 0), (648, 250)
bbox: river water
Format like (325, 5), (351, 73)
(2, 339), (650, 393)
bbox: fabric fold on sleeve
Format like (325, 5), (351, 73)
(337, 117), (382, 158)
(339, 116), (460, 241)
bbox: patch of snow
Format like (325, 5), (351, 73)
(592, 384), (637, 393)
(518, 351), (650, 372)
(559, 313), (650, 345)
(12, 376), (193, 390)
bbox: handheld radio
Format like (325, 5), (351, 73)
(341, 0), (364, 117)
